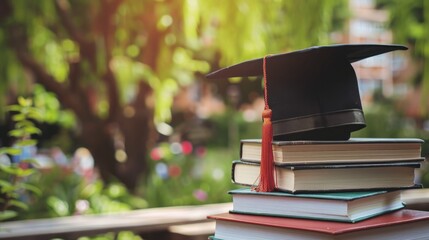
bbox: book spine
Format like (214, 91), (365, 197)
(231, 160), (239, 185)
(239, 141), (244, 160)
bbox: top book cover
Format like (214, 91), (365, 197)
(240, 137), (424, 165)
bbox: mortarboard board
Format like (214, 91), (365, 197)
(206, 44), (407, 141)
(206, 44), (407, 192)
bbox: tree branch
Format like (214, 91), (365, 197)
(54, 0), (86, 46)
(54, 0), (120, 122)
(14, 49), (88, 118)
(54, 0), (93, 97)
(97, 0), (124, 124)
(54, 0), (97, 71)
(103, 68), (121, 123)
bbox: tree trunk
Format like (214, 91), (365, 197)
(80, 118), (117, 185)
(79, 117), (147, 193)
(79, 82), (155, 192)
(117, 81), (156, 191)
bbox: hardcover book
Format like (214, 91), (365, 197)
(229, 188), (403, 222)
(208, 210), (429, 240)
(240, 138), (424, 165)
(232, 160), (422, 193)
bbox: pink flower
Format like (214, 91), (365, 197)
(193, 189), (208, 201)
(181, 141), (193, 155)
(150, 148), (162, 161)
(169, 164), (182, 177)
(195, 146), (206, 158)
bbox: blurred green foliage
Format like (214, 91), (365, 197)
(0, 0), (351, 191)
(205, 109), (262, 148)
(353, 103), (425, 139)
(78, 231), (142, 240)
(32, 84), (75, 128)
(144, 146), (236, 207)
(7, 107), (262, 217)
(0, 97), (42, 221)
(1, 3), (428, 240)
(19, 168), (148, 219)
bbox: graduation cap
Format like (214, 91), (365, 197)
(206, 44), (407, 191)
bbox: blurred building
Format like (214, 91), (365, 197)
(333, 0), (409, 105)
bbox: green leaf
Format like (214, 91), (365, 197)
(8, 129), (25, 138)
(9, 199), (29, 210)
(0, 179), (12, 188)
(12, 114), (26, 122)
(15, 168), (35, 177)
(0, 148), (10, 155)
(47, 196), (70, 216)
(23, 126), (42, 135)
(27, 109), (43, 121)
(15, 120), (35, 129)
(15, 139), (38, 147)
(0, 210), (18, 221)
(0, 182), (15, 194)
(0, 185), (16, 194)
(117, 231), (143, 240)
(18, 97), (32, 107)
(0, 147), (22, 156)
(0, 164), (18, 175)
(19, 183), (42, 196)
(6, 105), (21, 112)
(7, 192), (19, 200)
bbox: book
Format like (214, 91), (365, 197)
(208, 210), (429, 240)
(229, 188), (404, 222)
(232, 160), (422, 193)
(240, 138), (424, 165)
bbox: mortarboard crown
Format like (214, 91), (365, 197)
(206, 44), (408, 192)
(207, 44), (407, 140)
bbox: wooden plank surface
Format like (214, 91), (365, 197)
(0, 203), (232, 240)
(402, 188), (429, 211)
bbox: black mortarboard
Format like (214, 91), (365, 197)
(207, 44), (407, 141)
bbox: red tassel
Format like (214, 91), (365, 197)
(256, 108), (276, 192)
(255, 56), (276, 192)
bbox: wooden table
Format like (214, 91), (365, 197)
(0, 203), (232, 240)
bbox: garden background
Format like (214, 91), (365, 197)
(0, 0), (429, 239)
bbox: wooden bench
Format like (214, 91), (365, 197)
(402, 188), (429, 211)
(0, 202), (232, 240)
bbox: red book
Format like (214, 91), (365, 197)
(208, 209), (429, 240)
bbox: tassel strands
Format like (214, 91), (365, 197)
(255, 56), (276, 192)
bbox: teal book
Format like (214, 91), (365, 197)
(229, 188), (404, 223)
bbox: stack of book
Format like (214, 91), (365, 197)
(208, 138), (429, 240)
